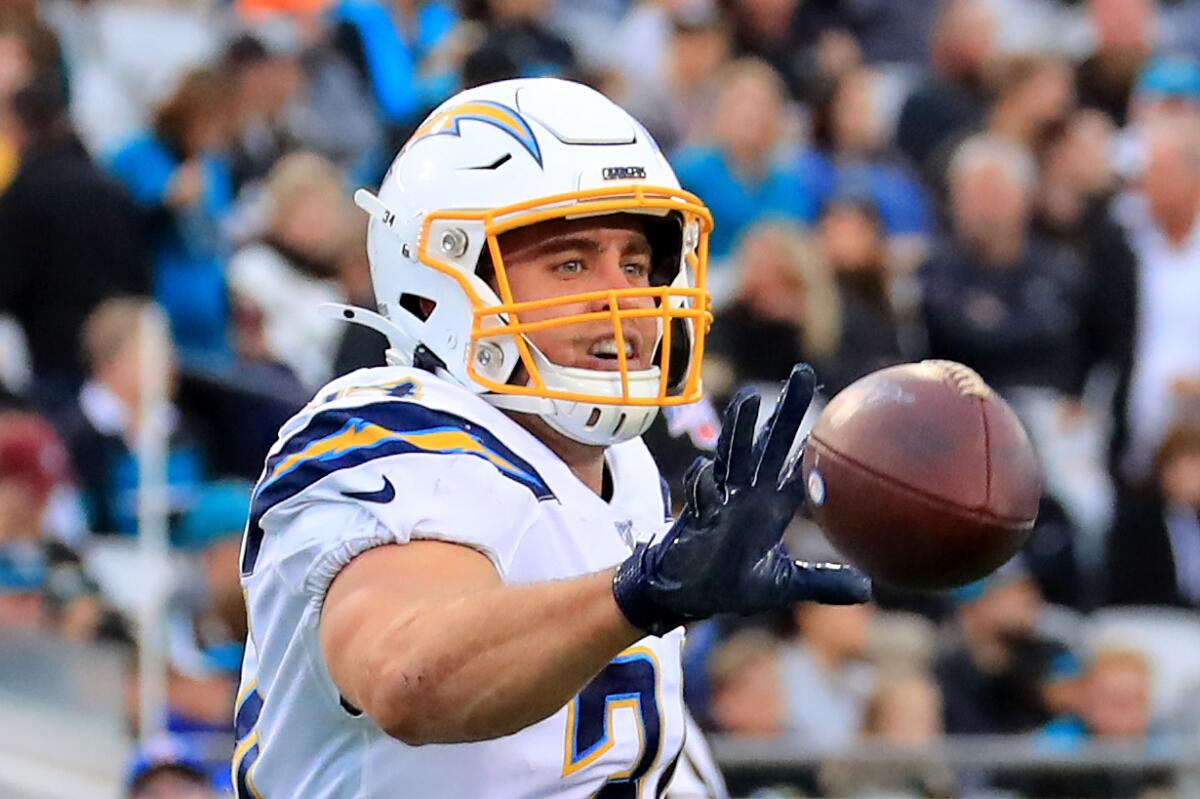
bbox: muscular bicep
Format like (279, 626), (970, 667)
(319, 540), (501, 714)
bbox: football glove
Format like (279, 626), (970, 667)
(612, 364), (872, 636)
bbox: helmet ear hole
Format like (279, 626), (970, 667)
(644, 212), (685, 288)
(399, 293), (438, 322)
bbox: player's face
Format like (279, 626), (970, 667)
(497, 215), (660, 373)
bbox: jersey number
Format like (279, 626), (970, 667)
(563, 647), (662, 798)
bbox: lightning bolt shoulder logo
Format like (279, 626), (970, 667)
(404, 100), (542, 167)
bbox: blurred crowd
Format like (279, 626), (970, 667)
(3, 0), (1200, 797)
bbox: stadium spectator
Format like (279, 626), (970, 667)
(108, 69), (237, 367)
(817, 194), (903, 393)
(703, 222), (841, 404)
(726, 0), (862, 103)
(172, 480), (252, 668)
(331, 0), (462, 141)
(53, 298), (210, 537)
(1029, 647), (1169, 799)
(920, 134), (1087, 396)
(986, 54), (1076, 153)
(1077, 0), (1158, 125)
(796, 66), (934, 261)
(707, 628), (786, 736)
(1110, 115), (1200, 484)
(1127, 54), (1200, 128)
(0, 12), (64, 191)
(1034, 109), (1120, 253)
(934, 563), (1070, 735)
(1106, 424), (1200, 608)
(0, 412), (106, 642)
(223, 31), (305, 194)
(610, 0), (730, 153)
(673, 58), (813, 261)
(289, 16), (385, 183)
(896, 0), (997, 179)
(820, 670), (955, 798)
(465, 0), (575, 82)
(0, 82), (150, 410)
(125, 735), (221, 799)
(860, 671), (945, 747)
(227, 152), (351, 391)
(780, 602), (876, 752)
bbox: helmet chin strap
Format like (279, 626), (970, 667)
(320, 302), (419, 367)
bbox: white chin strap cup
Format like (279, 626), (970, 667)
(487, 343), (664, 446)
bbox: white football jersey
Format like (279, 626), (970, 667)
(233, 366), (691, 798)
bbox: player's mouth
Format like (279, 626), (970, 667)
(582, 334), (643, 371)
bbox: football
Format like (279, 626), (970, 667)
(801, 360), (1042, 590)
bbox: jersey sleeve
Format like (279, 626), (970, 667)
(241, 399), (553, 604)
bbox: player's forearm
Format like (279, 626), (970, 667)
(360, 568), (641, 745)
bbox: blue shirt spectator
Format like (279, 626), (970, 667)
(107, 69), (235, 367)
(672, 59), (815, 260)
(796, 153), (932, 237)
(797, 67), (933, 240)
(674, 144), (815, 260)
(332, 0), (460, 125)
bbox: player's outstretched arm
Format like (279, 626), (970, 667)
(320, 365), (870, 747)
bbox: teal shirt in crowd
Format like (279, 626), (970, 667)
(672, 145), (816, 259)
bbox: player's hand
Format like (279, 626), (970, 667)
(612, 364), (872, 635)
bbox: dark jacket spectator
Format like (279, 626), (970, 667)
(896, 0), (996, 179)
(222, 33), (305, 194)
(921, 236), (1085, 395)
(54, 299), (210, 537)
(0, 84), (150, 408)
(935, 566), (1067, 735)
(466, 0), (574, 83)
(817, 195), (903, 393)
(1106, 425), (1200, 609)
(704, 222), (842, 405)
(920, 135), (1086, 396)
(1075, 0), (1157, 125)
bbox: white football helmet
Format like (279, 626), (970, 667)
(347, 78), (713, 446)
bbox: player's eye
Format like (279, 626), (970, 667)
(555, 259), (585, 275)
(622, 261), (650, 279)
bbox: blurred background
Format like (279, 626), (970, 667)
(3, 0), (1200, 797)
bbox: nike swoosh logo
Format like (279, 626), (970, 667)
(341, 476), (396, 504)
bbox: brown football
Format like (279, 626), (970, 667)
(801, 360), (1042, 590)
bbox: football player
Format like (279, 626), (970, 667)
(232, 78), (871, 797)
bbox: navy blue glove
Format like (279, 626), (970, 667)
(613, 364), (872, 635)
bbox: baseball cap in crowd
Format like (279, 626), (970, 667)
(125, 735), (211, 796)
(0, 413), (70, 505)
(1136, 54), (1200, 102)
(950, 557), (1031, 605)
